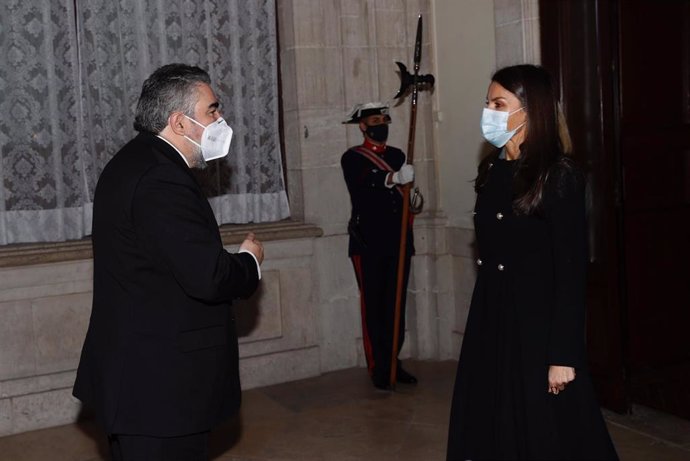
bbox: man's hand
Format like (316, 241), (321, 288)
(240, 232), (264, 265)
(547, 365), (576, 395)
(391, 164), (415, 185)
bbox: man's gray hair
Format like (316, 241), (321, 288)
(133, 63), (211, 134)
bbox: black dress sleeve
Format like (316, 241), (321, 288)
(545, 162), (588, 368)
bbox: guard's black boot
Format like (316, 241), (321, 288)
(396, 367), (418, 384)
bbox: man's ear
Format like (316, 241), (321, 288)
(169, 112), (187, 136)
(359, 120), (367, 132)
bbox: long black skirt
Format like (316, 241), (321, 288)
(446, 278), (618, 461)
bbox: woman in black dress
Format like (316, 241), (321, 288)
(446, 65), (618, 460)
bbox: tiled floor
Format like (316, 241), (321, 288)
(1, 361), (690, 460)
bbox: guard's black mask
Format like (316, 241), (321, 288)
(365, 123), (389, 143)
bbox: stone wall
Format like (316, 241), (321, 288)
(277, 0), (444, 373)
(0, 224), (323, 436)
(0, 0), (542, 436)
(494, 0), (541, 68)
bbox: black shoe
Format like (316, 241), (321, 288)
(396, 367), (418, 384)
(372, 377), (393, 391)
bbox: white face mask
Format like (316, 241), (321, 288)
(184, 115), (233, 161)
(480, 107), (525, 148)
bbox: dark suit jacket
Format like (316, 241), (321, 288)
(73, 133), (259, 437)
(341, 144), (414, 257)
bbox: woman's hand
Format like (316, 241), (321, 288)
(548, 365), (576, 395)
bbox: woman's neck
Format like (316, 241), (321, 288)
(504, 139), (521, 160)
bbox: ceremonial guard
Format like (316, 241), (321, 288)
(341, 102), (417, 390)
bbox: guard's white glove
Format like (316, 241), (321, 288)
(391, 164), (415, 185)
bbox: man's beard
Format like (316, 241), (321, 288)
(190, 145), (208, 170)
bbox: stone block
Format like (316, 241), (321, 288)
(523, 0), (540, 20)
(282, 109), (303, 169)
(236, 270), (283, 344)
(341, 16), (370, 47)
(258, 238), (313, 262)
(0, 399), (11, 436)
(375, 47), (408, 100)
(0, 300), (37, 381)
(240, 345), (320, 389)
(32, 293), (91, 375)
(447, 226), (476, 258)
(375, 0), (406, 14)
(314, 235), (356, 301)
(0, 261), (92, 292)
(435, 285), (458, 359)
(404, 2), (433, 37)
(294, 48), (345, 109)
(0, 280), (93, 305)
(341, 0), (365, 17)
(374, 10), (408, 48)
(11, 388), (81, 434)
(494, 0), (523, 26)
(292, 0), (341, 47)
(237, 262), (317, 360)
(434, 254), (454, 295)
(495, 22), (525, 69)
(342, 47), (376, 105)
(0, 371), (76, 400)
(279, 50), (299, 112)
(453, 255), (477, 298)
(412, 223), (432, 257)
(279, 266), (317, 345)
(298, 109), (349, 169)
(523, 17), (541, 63)
(302, 165), (350, 231)
(276, 0), (296, 50)
(286, 167), (305, 221)
(0, 261), (92, 304)
(318, 297), (360, 373)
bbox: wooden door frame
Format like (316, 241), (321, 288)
(539, 0), (629, 413)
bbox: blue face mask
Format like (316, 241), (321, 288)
(480, 107), (525, 147)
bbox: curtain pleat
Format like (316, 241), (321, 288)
(0, 0), (289, 245)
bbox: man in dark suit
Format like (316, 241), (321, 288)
(73, 63), (263, 460)
(341, 102), (417, 391)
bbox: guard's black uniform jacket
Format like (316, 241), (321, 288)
(341, 140), (414, 385)
(341, 142), (414, 256)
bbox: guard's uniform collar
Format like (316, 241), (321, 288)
(363, 139), (387, 154)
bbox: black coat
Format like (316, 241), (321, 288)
(341, 145), (414, 257)
(447, 157), (618, 460)
(73, 133), (259, 437)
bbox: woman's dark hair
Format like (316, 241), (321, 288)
(476, 64), (572, 215)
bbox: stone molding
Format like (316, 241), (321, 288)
(0, 220), (323, 268)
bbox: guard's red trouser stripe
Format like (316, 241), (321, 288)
(351, 255), (375, 374)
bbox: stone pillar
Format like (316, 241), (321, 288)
(277, 0), (440, 372)
(494, 0), (541, 68)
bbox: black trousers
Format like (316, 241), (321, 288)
(108, 431), (209, 461)
(351, 252), (412, 383)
